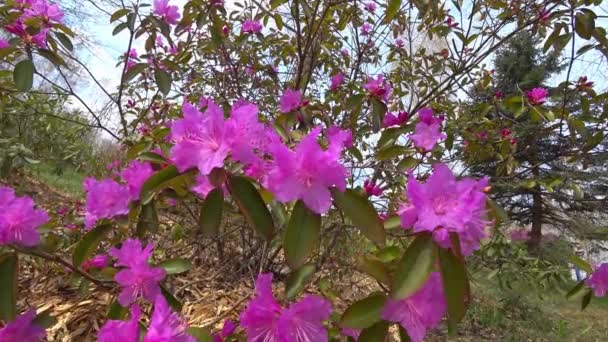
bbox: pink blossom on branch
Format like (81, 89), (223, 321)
(83, 178), (131, 229)
(361, 23), (372, 36)
(586, 263), (608, 297)
(382, 272), (446, 342)
(240, 273), (332, 342)
(153, 0), (181, 25)
(409, 108), (446, 152)
(363, 179), (382, 197)
(526, 87), (548, 105)
(399, 163), (488, 256)
(170, 101), (231, 175)
(363, 75), (391, 102)
(0, 186), (48, 247)
(98, 305), (141, 342)
(0, 310), (46, 341)
(82, 254), (110, 271)
(242, 19), (263, 34)
(23, 0), (64, 25)
(145, 295), (195, 342)
(383, 111), (408, 127)
(265, 127), (348, 214)
(279, 88), (303, 113)
(109, 239), (166, 306)
(121, 160), (154, 201)
(364, 2), (377, 13)
(330, 72), (345, 90)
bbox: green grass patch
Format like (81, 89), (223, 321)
(28, 163), (85, 196)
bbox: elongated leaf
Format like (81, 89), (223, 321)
(107, 298), (128, 319)
(581, 289), (592, 310)
(159, 258), (192, 275)
(139, 165), (181, 204)
(356, 255), (390, 284)
(359, 320), (389, 342)
(0, 253), (17, 321)
(155, 69), (171, 96)
(438, 237), (470, 335)
(391, 234), (436, 300)
(13, 59), (34, 91)
(331, 188), (385, 245)
(137, 152), (167, 164)
(227, 176), (274, 241)
(73, 224), (112, 267)
(575, 12), (594, 40)
(340, 293), (387, 329)
(54, 32), (73, 51)
(370, 97), (387, 133)
(199, 188), (224, 238)
(570, 255), (593, 274)
(137, 200), (159, 237)
(33, 309), (57, 329)
(161, 285), (182, 311)
(284, 200), (321, 269)
(566, 280), (588, 300)
(111, 8), (130, 22)
(285, 264), (316, 299)
(377, 145), (410, 160)
(385, 0), (402, 23)
(124, 63), (147, 82)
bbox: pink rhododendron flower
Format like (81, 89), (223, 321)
(279, 88), (303, 113)
(500, 128), (511, 137)
(395, 37), (404, 49)
(0, 310), (45, 341)
(98, 305), (141, 342)
(240, 273), (332, 342)
(363, 75), (391, 102)
(246, 64), (255, 76)
(0, 186), (48, 247)
(364, 2), (376, 13)
(327, 125), (353, 154)
(0, 39), (9, 49)
(383, 111), (408, 127)
(82, 254), (110, 270)
(109, 239), (166, 306)
(526, 87), (548, 105)
(121, 160), (154, 201)
(192, 174), (214, 198)
(538, 7), (551, 25)
(213, 320), (236, 342)
(446, 16), (458, 28)
(145, 295), (195, 342)
(586, 263), (608, 297)
(24, 0), (64, 25)
(341, 48), (349, 57)
(399, 163), (488, 255)
(382, 272), (446, 342)
(83, 178), (131, 229)
(409, 108), (446, 151)
(363, 179), (382, 197)
(153, 0), (181, 25)
(242, 19), (263, 34)
(266, 127), (348, 214)
(361, 23), (372, 35)
(170, 101), (231, 175)
(330, 72), (345, 90)
(576, 76), (593, 90)
(494, 90), (504, 99)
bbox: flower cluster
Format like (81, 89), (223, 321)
(242, 19), (263, 34)
(363, 179), (382, 197)
(2, 0), (64, 48)
(399, 163), (488, 256)
(83, 178), (131, 229)
(526, 87), (548, 105)
(383, 111), (408, 127)
(98, 295), (195, 342)
(279, 89), (304, 113)
(240, 273), (332, 341)
(330, 72), (345, 91)
(153, 0), (181, 25)
(0, 310), (46, 341)
(364, 75), (391, 102)
(109, 239), (166, 306)
(586, 263), (608, 297)
(409, 108), (446, 152)
(0, 185), (48, 247)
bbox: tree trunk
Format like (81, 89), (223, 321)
(528, 186), (543, 252)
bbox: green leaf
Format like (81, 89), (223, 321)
(54, 32), (73, 51)
(331, 188), (385, 245)
(159, 258), (192, 275)
(356, 255), (390, 284)
(0, 253), (17, 321)
(38, 49), (66, 66)
(111, 8), (131, 23)
(73, 224), (112, 267)
(581, 289), (592, 310)
(33, 309), (57, 329)
(575, 12), (595, 40)
(391, 234), (436, 300)
(199, 188), (224, 238)
(399, 325), (411, 341)
(154, 69), (171, 96)
(139, 165), (181, 204)
(161, 285), (182, 311)
(377, 145), (410, 161)
(107, 298), (128, 319)
(137, 152), (167, 164)
(187, 327), (214, 342)
(13, 59), (34, 91)
(285, 263), (316, 299)
(124, 63), (147, 82)
(112, 22), (129, 35)
(359, 320), (389, 342)
(345, 94), (365, 111)
(227, 176), (274, 241)
(385, 0), (402, 23)
(503, 95), (524, 117)
(438, 236), (470, 335)
(137, 200), (159, 237)
(370, 97), (387, 133)
(284, 200), (321, 269)
(383, 215), (401, 230)
(569, 255), (593, 274)
(566, 280), (588, 300)
(340, 293), (387, 329)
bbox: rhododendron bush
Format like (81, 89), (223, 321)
(1, 0), (607, 340)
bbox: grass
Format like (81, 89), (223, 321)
(27, 162), (86, 196)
